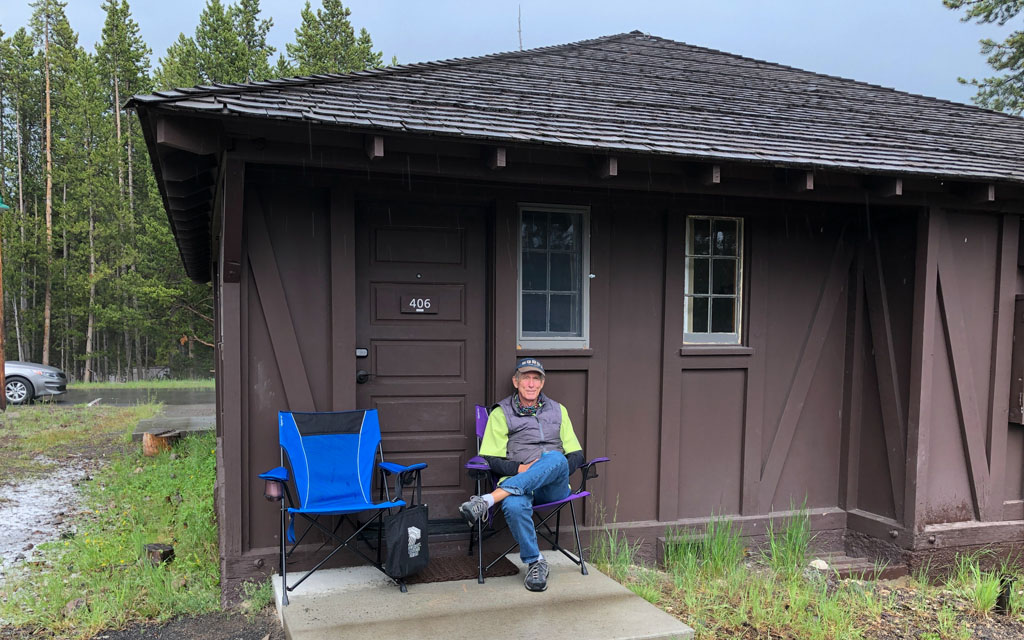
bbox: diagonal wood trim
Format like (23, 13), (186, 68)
(936, 267), (990, 521)
(985, 214), (1018, 519)
(758, 231), (854, 510)
(863, 237), (907, 517)
(246, 195), (316, 411)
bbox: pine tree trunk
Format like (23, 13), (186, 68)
(114, 75), (124, 196)
(62, 183), (68, 373)
(14, 110), (25, 361)
(84, 207), (95, 383)
(42, 21), (53, 367)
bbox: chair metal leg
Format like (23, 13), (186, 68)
(568, 500), (588, 575)
(280, 500), (290, 605)
(476, 515), (485, 583)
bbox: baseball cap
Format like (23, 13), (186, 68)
(515, 357), (545, 376)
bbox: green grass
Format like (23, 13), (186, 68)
(0, 404), (158, 483)
(945, 552), (1003, 615)
(595, 504), (1024, 639)
(664, 516), (745, 579)
(765, 502), (812, 579)
(68, 379), (214, 390)
(0, 431), (219, 638)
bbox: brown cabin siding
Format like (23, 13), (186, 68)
(214, 163), (1023, 585)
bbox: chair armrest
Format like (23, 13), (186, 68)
(258, 466), (289, 482)
(379, 461), (427, 475)
(577, 457), (609, 491)
(465, 456), (490, 470)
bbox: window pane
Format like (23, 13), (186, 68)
(687, 258), (710, 295)
(712, 219), (738, 256)
(549, 295), (575, 333)
(522, 294), (547, 332)
(711, 259), (736, 295)
(550, 252), (576, 291)
(711, 298), (736, 333)
(521, 211), (546, 250)
(549, 213), (577, 250)
(522, 253), (547, 291)
(689, 297), (709, 333)
(689, 218), (710, 256)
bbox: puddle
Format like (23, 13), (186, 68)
(60, 388), (214, 406)
(0, 458), (90, 574)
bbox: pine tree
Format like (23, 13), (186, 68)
(946, 0), (1024, 114)
(229, 0), (275, 82)
(154, 33), (202, 90)
(155, 0), (275, 88)
(286, 0), (384, 75)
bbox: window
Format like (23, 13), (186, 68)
(518, 204), (589, 348)
(684, 216), (743, 344)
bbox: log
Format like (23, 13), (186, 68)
(142, 430), (180, 457)
(145, 543), (175, 566)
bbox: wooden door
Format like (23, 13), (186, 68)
(355, 202), (486, 519)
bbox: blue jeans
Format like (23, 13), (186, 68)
(498, 450), (570, 564)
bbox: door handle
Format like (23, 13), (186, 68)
(356, 370), (370, 384)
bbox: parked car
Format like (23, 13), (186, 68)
(4, 361), (67, 405)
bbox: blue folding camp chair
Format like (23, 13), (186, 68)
(259, 409), (426, 603)
(465, 404), (609, 583)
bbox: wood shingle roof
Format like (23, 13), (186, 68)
(133, 31), (1024, 183)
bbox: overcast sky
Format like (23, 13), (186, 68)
(0, 0), (1013, 106)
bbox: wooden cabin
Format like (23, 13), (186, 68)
(130, 32), (1024, 595)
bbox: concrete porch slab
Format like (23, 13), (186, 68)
(274, 554), (693, 640)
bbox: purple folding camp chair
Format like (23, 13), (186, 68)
(465, 404), (609, 583)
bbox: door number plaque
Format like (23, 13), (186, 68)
(401, 294), (437, 314)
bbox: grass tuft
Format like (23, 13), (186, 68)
(764, 501), (812, 579)
(664, 515), (745, 579)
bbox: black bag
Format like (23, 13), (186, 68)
(384, 503), (429, 578)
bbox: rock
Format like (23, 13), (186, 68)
(63, 598), (87, 617)
(809, 558), (830, 571)
(169, 453), (179, 461)
(22, 543), (33, 551)
(14, 553), (25, 562)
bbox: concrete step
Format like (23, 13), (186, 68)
(275, 553), (694, 640)
(817, 553), (908, 580)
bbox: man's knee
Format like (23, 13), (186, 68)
(502, 494), (532, 518)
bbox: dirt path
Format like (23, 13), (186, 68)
(0, 457), (90, 570)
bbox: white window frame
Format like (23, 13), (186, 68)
(684, 215), (744, 345)
(517, 203), (591, 350)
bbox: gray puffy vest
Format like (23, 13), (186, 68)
(496, 394), (564, 464)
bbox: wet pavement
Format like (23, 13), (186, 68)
(59, 388), (214, 406)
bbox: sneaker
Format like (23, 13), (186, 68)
(458, 495), (489, 527)
(524, 558), (549, 592)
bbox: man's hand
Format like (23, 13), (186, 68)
(517, 459), (537, 474)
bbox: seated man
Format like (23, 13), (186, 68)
(459, 357), (584, 592)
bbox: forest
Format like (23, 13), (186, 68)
(0, 0), (384, 380)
